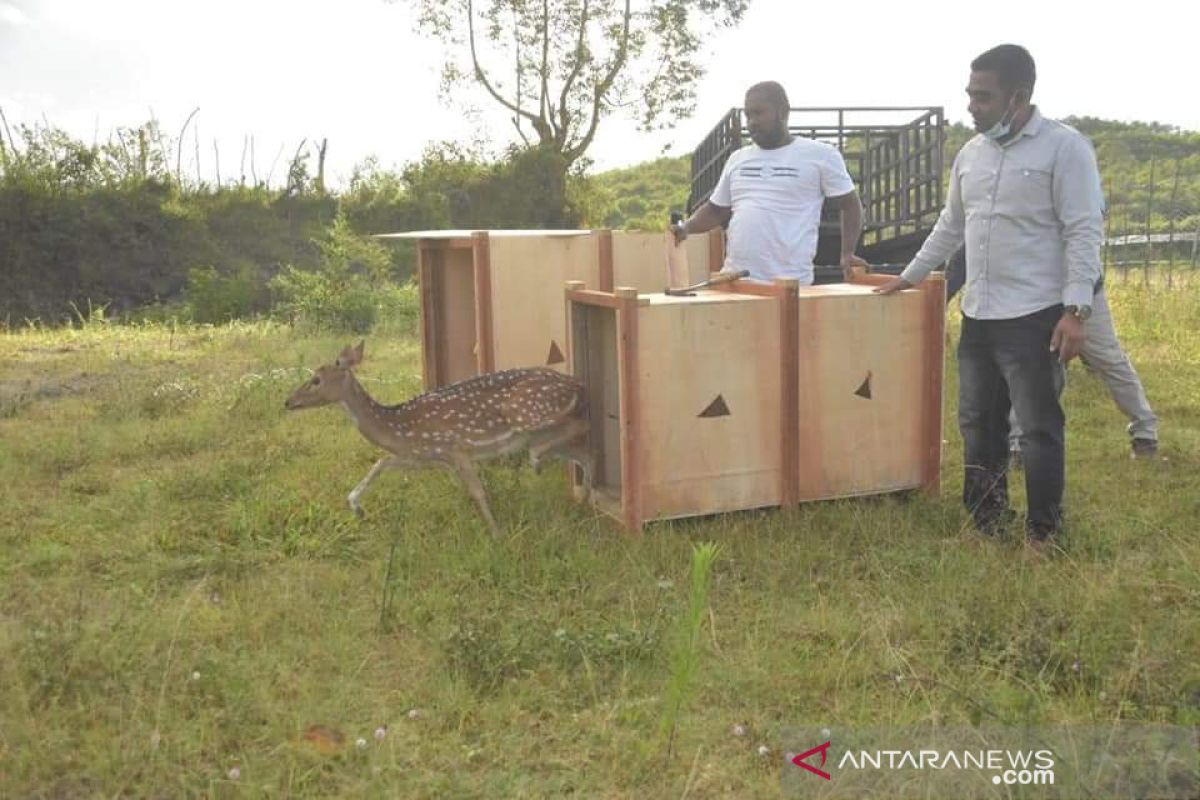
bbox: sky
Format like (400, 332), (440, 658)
(3, 0), (1197, 188)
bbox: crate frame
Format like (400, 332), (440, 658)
(566, 270), (946, 533)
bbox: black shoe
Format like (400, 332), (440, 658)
(1131, 438), (1158, 459)
(975, 508), (1018, 537)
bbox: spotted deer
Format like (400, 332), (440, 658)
(284, 342), (592, 535)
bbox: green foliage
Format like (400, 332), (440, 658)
(268, 214), (419, 333)
(591, 155), (690, 230)
(185, 265), (261, 324)
(0, 121), (335, 324)
(660, 542), (721, 757)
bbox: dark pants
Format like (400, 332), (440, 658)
(958, 306), (1066, 538)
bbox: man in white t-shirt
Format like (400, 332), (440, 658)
(673, 81), (867, 283)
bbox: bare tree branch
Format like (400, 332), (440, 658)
(175, 106), (199, 186)
(511, 116), (531, 146)
(0, 104), (18, 163)
(467, 0), (543, 131)
(555, 0), (591, 147)
(538, 0), (550, 123)
(565, 0), (630, 163)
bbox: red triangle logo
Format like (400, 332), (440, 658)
(792, 740), (832, 780)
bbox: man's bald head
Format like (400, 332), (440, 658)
(744, 81), (791, 149)
(746, 81), (790, 113)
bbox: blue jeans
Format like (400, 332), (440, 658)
(958, 306), (1067, 538)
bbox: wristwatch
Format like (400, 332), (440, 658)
(1065, 304), (1092, 322)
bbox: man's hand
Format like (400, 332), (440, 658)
(1049, 313), (1085, 363)
(840, 253), (870, 281)
(873, 276), (913, 295)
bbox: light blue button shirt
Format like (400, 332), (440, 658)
(901, 109), (1104, 319)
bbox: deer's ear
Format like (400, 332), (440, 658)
(336, 342), (363, 369)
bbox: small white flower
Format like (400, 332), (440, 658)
(731, 724), (747, 738)
(374, 726), (388, 741)
(191, 671), (201, 681)
(227, 766), (241, 781)
(407, 708), (423, 721)
(757, 745), (771, 757)
(356, 738), (368, 750)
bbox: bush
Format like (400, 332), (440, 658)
(269, 266), (378, 333)
(269, 214), (403, 333)
(185, 265), (261, 324)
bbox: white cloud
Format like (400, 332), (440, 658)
(0, 2), (28, 26)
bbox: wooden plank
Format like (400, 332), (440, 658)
(713, 280), (778, 298)
(846, 269), (896, 287)
(487, 233), (600, 372)
(397, 236), (476, 250)
(417, 243), (437, 390)
(567, 289), (624, 309)
(635, 293), (782, 520)
(777, 279), (800, 508)
(436, 246), (480, 387)
(665, 233), (690, 290)
(794, 288), (926, 500)
(707, 228), (725, 273)
(472, 232), (495, 374)
(615, 287), (643, 534)
(611, 231), (670, 291)
(597, 230), (614, 292)
(919, 274), (946, 495)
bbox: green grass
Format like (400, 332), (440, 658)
(1, 275), (1198, 797)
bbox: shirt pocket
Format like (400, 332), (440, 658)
(997, 166), (1053, 217)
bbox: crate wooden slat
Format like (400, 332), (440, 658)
(568, 272), (945, 533)
(391, 229), (725, 389)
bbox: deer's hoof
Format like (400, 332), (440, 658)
(349, 500), (365, 520)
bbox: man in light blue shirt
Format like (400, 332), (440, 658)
(878, 44), (1104, 545)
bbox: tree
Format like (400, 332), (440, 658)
(404, 0), (749, 224)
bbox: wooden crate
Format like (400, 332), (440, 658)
(565, 272), (945, 532)
(378, 229), (724, 389)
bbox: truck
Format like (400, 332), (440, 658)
(687, 106), (946, 282)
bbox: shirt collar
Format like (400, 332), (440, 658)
(998, 106), (1044, 147)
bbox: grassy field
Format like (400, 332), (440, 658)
(1, 274), (1198, 798)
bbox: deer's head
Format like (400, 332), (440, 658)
(285, 341), (364, 411)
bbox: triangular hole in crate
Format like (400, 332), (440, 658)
(698, 394), (731, 418)
(855, 371), (873, 400)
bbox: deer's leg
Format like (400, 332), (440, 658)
(349, 456), (404, 518)
(529, 419), (589, 473)
(448, 456), (500, 536)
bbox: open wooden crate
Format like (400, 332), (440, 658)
(565, 272), (946, 532)
(378, 229), (725, 389)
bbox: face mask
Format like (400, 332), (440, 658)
(983, 94), (1021, 141)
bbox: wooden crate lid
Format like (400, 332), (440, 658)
(375, 229), (595, 239)
(642, 291), (778, 307)
(795, 284), (901, 299)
